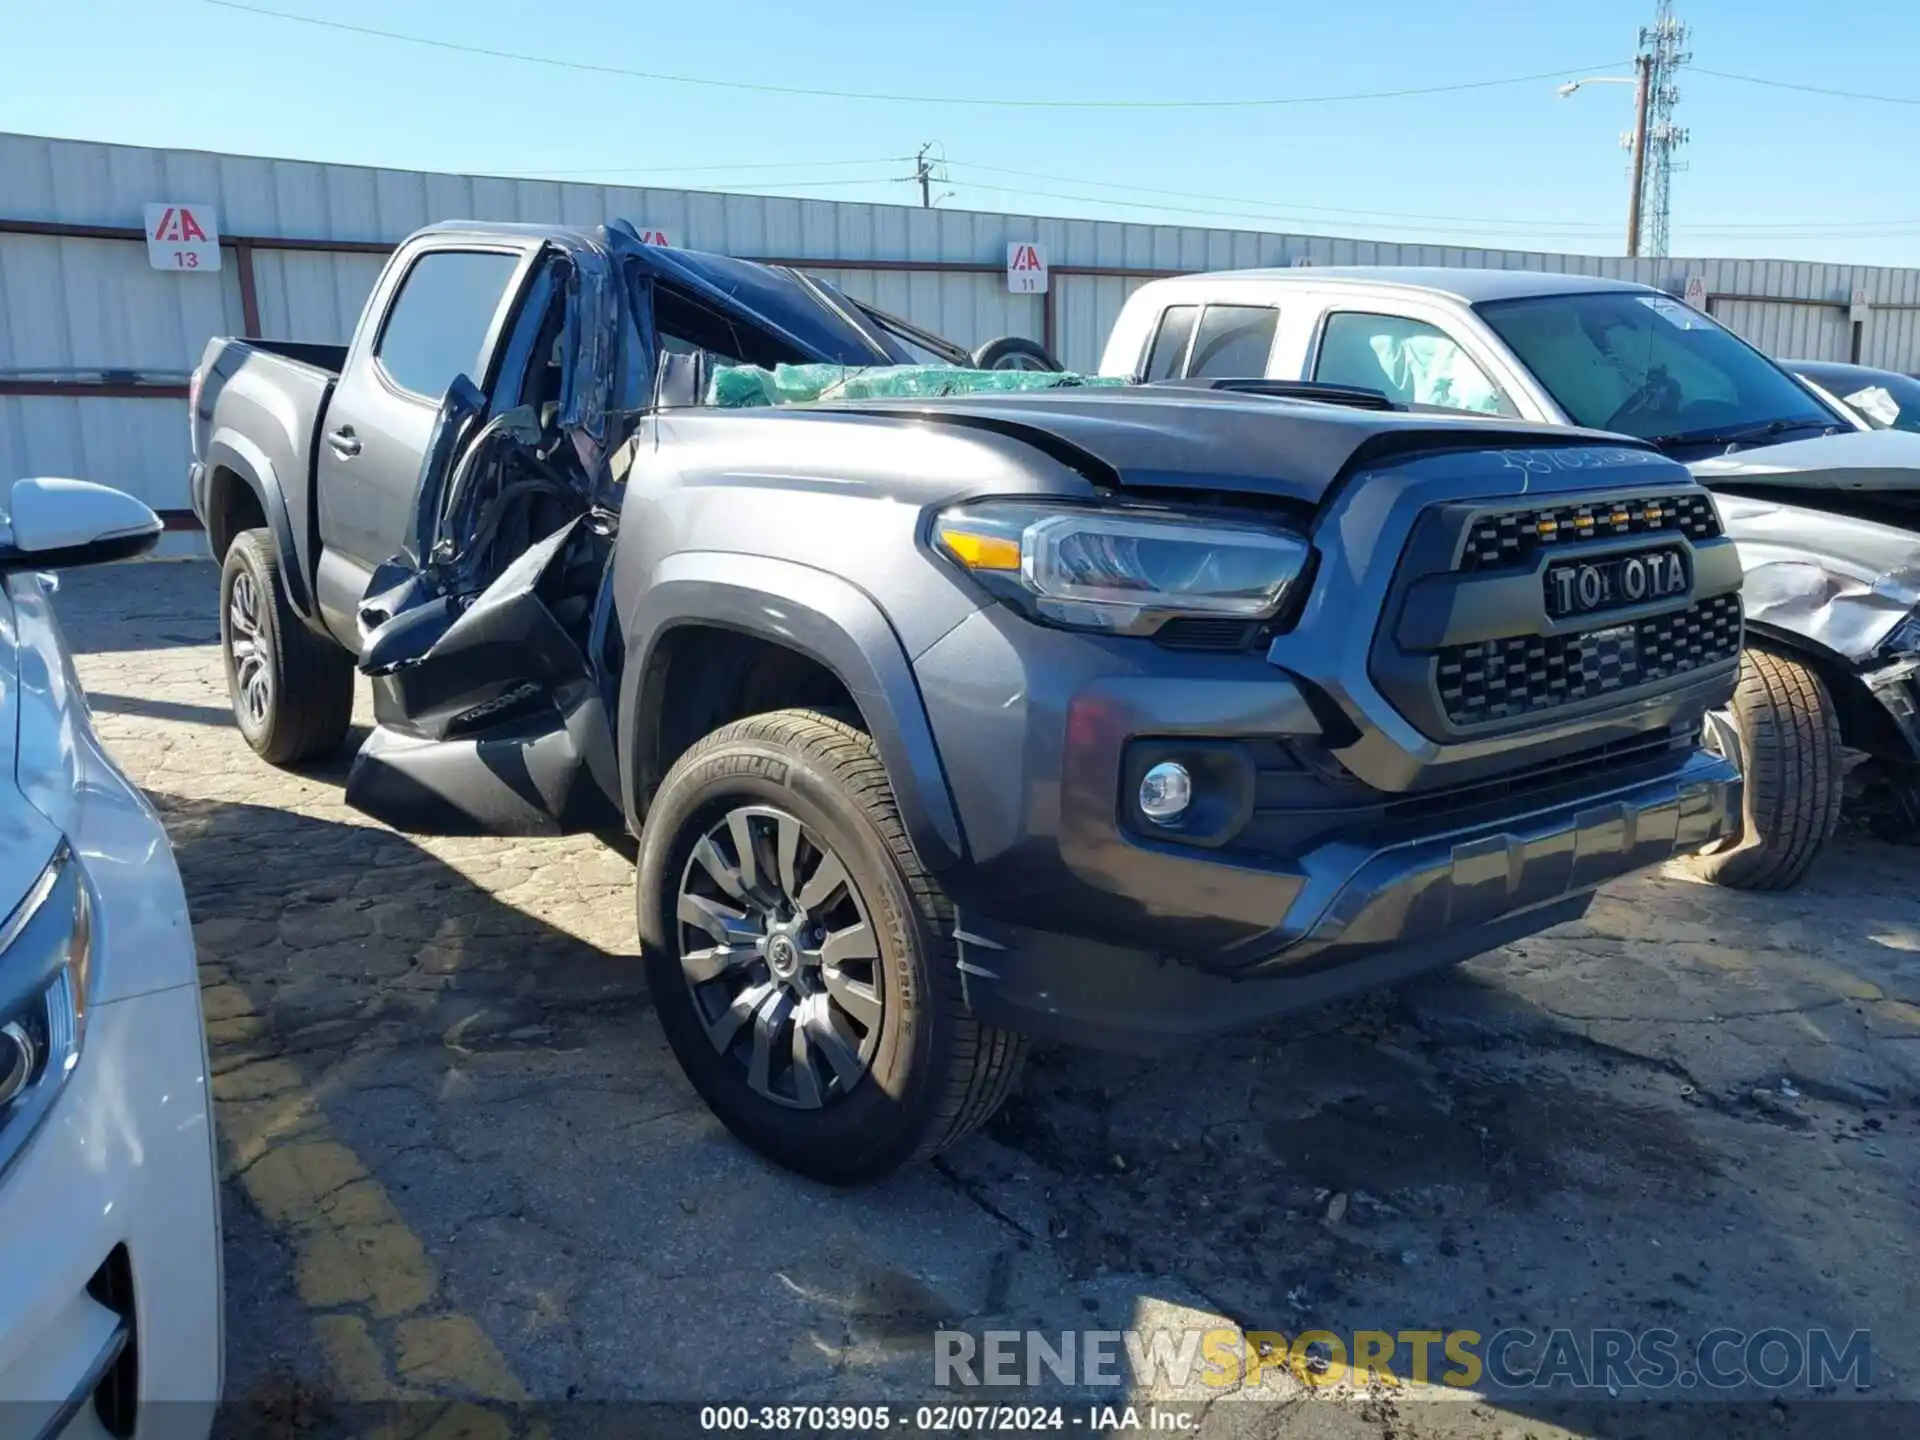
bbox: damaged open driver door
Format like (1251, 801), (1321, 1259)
(343, 373), (623, 836)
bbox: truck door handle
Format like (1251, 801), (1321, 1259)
(327, 427), (361, 458)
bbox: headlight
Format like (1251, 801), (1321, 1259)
(1882, 613), (1920, 659)
(0, 848), (92, 1181)
(934, 501), (1309, 636)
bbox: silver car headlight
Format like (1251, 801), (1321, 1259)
(934, 501), (1310, 636)
(0, 847), (92, 1181)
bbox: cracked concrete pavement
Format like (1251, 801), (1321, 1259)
(52, 560), (1920, 1437)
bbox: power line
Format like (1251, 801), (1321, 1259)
(492, 157), (914, 178)
(942, 161), (1623, 232)
(1678, 219), (1920, 236)
(944, 163), (1920, 237)
(446, 150), (1920, 239)
(1694, 66), (1920, 106)
(929, 175), (1920, 243)
(935, 178), (1641, 241)
(506, 172), (912, 191)
(200, 3), (1625, 111)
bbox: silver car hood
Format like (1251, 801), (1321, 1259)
(1688, 427), (1920, 490)
(0, 583), (67, 923)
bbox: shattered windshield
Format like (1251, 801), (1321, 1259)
(706, 362), (1123, 407)
(1478, 290), (1839, 449)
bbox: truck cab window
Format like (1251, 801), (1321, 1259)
(1187, 305), (1279, 379)
(656, 285), (798, 370)
(1143, 305), (1199, 380)
(1315, 311), (1509, 415)
(374, 250), (521, 401)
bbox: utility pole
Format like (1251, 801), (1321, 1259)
(915, 143), (935, 208)
(1636, 0), (1691, 258)
(903, 143), (953, 208)
(1626, 54), (1652, 258)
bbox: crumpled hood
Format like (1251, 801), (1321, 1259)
(0, 584), (66, 925)
(1688, 427), (1920, 491)
(837, 388), (1625, 504)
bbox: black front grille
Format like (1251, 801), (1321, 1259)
(1438, 592), (1742, 726)
(1235, 729), (1696, 858)
(1380, 730), (1690, 825)
(1461, 491), (1722, 570)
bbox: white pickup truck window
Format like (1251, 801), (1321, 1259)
(1315, 311), (1507, 415)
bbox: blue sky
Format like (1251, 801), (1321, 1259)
(5, 0), (1919, 265)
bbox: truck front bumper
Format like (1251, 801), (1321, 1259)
(952, 748), (1738, 1053)
(916, 605), (1740, 1055)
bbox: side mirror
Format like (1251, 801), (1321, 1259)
(0, 478), (163, 571)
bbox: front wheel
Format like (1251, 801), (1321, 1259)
(637, 709), (1026, 1185)
(1691, 647), (1842, 890)
(220, 528), (354, 765)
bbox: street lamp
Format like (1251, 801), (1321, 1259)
(1559, 57), (1654, 258)
(1558, 76), (1637, 96)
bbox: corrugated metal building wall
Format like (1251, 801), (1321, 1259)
(6, 130), (1920, 531)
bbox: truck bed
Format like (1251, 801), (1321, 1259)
(189, 335), (345, 594)
(236, 338), (348, 378)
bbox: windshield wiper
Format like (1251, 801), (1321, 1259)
(1646, 416), (1840, 449)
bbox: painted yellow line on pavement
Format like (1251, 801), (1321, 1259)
(208, 984), (530, 1406)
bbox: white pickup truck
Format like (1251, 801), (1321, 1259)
(1100, 266), (1920, 889)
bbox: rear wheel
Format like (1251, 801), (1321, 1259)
(970, 335), (1062, 372)
(637, 709), (1026, 1185)
(1692, 646), (1842, 890)
(220, 528), (354, 765)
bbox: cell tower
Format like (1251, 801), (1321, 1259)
(1635, 1), (1691, 257)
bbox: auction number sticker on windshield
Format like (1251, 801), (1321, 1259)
(1845, 385), (1902, 427)
(1637, 295), (1705, 330)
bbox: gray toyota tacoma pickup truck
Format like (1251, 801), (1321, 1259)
(191, 221), (1744, 1183)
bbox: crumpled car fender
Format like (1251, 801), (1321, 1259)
(1715, 492), (1920, 663)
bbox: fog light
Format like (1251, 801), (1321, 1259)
(1138, 762), (1193, 826)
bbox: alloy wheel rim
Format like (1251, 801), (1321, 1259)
(227, 571), (272, 729)
(675, 805), (883, 1109)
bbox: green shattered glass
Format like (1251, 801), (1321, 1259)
(705, 363), (1127, 408)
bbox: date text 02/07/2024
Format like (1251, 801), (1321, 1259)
(696, 1403), (1197, 1433)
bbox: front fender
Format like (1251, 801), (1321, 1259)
(204, 428), (314, 620)
(618, 551), (967, 872)
(1719, 493), (1920, 664)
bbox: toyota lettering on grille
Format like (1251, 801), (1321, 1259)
(1545, 547), (1690, 619)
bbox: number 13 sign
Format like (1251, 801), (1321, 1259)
(144, 203), (223, 272)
